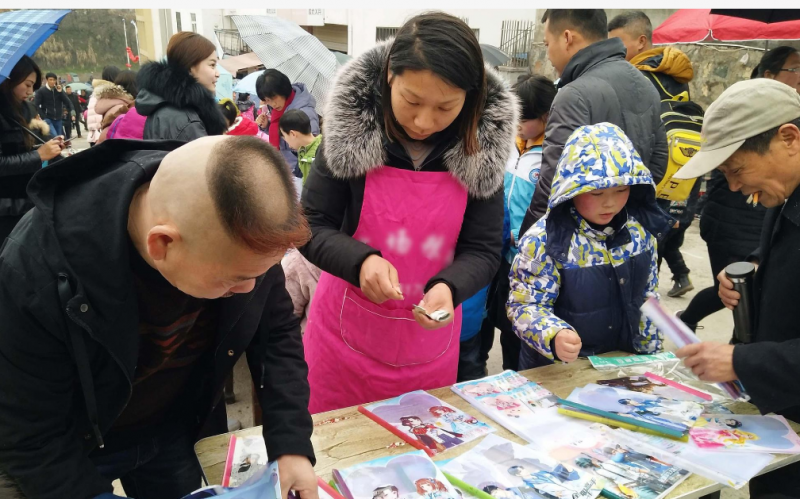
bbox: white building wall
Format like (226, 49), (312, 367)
(340, 9), (539, 57)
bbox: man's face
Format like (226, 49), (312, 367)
(544, 19), (572, 76)
(719, 128), (800, 208)
(47, 77), (57, 88)
(609, 28), (644, 61)
(66, 86), (72, 95)
(154, 229), (282, 299)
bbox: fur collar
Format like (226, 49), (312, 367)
(94, 83), (133, 102)
(0, 472), (24, 499)
(136, 60), (227, 136)
(321, 39), (519, 199)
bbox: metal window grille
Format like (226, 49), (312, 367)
(176, 12), (182, 32)
(214, 29), (251, 56)
(191, 13), (197, 33)
(377, 25), (479, 42)
(500, 19), (534, 68)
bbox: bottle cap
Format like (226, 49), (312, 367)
(725, 261), (755, 279)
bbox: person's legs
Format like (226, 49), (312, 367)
(457, 332), (485, 382)
(52, 119), (64, 137)
(663, 226), (693, 297)
(74, 114), (83, 137)
(120, 432), (203, 499)
(44, 118), (57, 138)
(680, 243), (743, 326)
(63, 116), (72, 140)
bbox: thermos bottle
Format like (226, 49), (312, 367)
(725, 262), (756, 344)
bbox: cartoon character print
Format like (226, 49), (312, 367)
(399, 416), (463, 452)
(429, 406), (482, 435)
(415, 478), (449, 499)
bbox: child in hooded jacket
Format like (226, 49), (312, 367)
(507, 123), (672, 369)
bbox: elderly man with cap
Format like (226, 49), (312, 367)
(672, 78), (800, 498)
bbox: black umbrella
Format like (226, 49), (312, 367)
(480, 44), (512, 67)
(710, 9), (800, 24)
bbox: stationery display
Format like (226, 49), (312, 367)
(223, 435), (269, 487)
(588, 353), (678, 371)
(690, 414), (800, 453)
(528, 423), (691, 499)
(360, 390), (493, 456)
(441, 434), (604, 499)
(333, 450), (461, 499)
(640, 298), (748, 401)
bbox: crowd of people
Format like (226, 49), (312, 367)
(1, 8), (799, 499)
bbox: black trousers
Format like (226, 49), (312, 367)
(657, 225), (690, 279)
(63, 115), (73, 140)
(749, 461), (800, 499)
(479, 258), (521, 372)
(457, 332), (485, 382)
(680, 242), (748, 325)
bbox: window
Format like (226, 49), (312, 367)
(376, 27), (399, 42)
(176, 12), (182, 32)
(376, 26), (479, 42)
(191, 13), (197, 33)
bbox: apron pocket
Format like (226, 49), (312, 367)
(339, 288), (455, 367)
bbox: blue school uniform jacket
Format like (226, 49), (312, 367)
(503, 139), (543, 262)
(507, 123), (673, 365)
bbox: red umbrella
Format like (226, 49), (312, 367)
(653, 9), (800, 44)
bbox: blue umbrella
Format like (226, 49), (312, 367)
(0, 9), (71, 84)
(233, 70), (264, 97)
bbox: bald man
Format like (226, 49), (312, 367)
(0, 137), (318, 499)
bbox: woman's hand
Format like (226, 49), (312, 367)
(414, 283), (455, 330)
(37, 138), (64, 161)
(359, 255), (404, 304)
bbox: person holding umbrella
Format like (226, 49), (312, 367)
(0, 55), (64, 241)
(299, 12), (517, 413)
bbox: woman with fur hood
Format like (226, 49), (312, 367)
(86, 65), (120, 146)
(135, 32), (227, 141)
(299, 12), (518, 413)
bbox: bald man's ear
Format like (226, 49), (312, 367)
(146, 225), (181, 262)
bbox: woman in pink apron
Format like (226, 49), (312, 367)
(299, 12), (519, 414)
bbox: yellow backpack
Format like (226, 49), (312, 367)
(655, 100), (705, 202)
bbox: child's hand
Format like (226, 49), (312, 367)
(554, 329), (581, 363)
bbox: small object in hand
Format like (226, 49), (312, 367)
(413, 304), (451, 322)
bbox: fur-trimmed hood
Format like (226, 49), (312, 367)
(0, 472), (24, 499)
(93, 83), (134, 104)
(135, 60), (227, 136)
(321, 39), (519, 199)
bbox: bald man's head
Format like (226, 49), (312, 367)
(134, 135), (309, 299)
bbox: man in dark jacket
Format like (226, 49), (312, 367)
(518, 10), (668, 236)
(0, 136), (319, 499)
(609, 10), (699, 297)
(33, 72), (73, 138)
(674, 79), (800, 498)
(64, 85), (83, 138)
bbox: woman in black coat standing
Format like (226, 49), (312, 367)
(0, 56), (64, 241)
(136, 32), (227, 141)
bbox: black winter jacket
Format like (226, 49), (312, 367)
(299, 40), (518, 307)
(519, 38), (668, 235)
(733, 186), (800, 425)
(0, 140), (314, 499)
(0, 109), (41, 200)
(700, 169), (767, 257)
(33, 84), (73, 121)
(0, 107), (41, 219)
(136, 60), (227, 141)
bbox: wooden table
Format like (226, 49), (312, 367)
(195, 355), (800, 499)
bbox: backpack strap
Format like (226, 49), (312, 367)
(56, 273), (104, 449)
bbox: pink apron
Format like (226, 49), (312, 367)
(303, 166), (469, 414)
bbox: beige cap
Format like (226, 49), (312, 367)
(673, 78), (800, 180)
